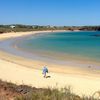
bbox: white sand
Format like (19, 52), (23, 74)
(0, 31), (50, 40)
(0, 31), (100, 96)
(0, 59), (100, 96)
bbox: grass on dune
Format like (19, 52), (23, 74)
(15, 86), (99, 100)
(0, 80), (100, 100)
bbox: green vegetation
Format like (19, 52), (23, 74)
(15, 87), (92, 100)
(0, 24), (100, 33)
(0, 80), (99, 100)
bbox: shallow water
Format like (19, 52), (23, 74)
(18, 31), (100, 63)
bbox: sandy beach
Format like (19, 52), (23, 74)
(0, 31), (100, 96)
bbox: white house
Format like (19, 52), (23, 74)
(10, 25), (15, 29)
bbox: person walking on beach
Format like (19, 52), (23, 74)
(42, 66), (48, 78)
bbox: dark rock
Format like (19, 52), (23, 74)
(91, 34), (100, 37)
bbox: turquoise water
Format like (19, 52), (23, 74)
(18, 31), (100, 63)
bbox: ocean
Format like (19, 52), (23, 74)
(17, 31), (100, 64)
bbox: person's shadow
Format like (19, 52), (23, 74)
(46, 76), (51, 78)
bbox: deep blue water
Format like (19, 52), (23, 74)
(18, 31), (100, 62)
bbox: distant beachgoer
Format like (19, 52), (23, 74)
(42, 66), (48, 78)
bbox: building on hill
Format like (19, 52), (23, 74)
(10, 25), (15, 29)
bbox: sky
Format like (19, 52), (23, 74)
(0, 0), (100, 26)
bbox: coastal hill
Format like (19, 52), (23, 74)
(0, 25), (100, 33)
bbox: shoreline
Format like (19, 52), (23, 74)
(15, 42), (100, 70)
(0, 31), (100, 74)
(0, 30), (100, 75)
(1, 30), (100, 70)
(0, 31), (100, 96)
